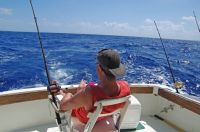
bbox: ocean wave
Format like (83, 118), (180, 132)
(0, 31), (200, 98)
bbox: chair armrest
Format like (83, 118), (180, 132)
(94, 95), (130, 106)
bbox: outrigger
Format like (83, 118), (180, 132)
(193, 11), (200, 33)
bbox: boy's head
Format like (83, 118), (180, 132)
(97, 49), (125, 79)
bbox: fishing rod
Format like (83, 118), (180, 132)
(193, 11), (200, 33)
(154, 20), (182, 93)
(29, 0), (62, 128)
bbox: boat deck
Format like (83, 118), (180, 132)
(16, 116), (178, 132)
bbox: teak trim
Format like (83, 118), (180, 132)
(1, 87), (200, 116)
(158, 89), (200, 115)
(0, 89), (77, 106)
(130, 87), (153, 94)
(0, 87), (152, 105)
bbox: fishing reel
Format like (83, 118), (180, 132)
(174, 81), (184, 94)
(174, 81), (184, 89)
(48, 83), (62, 95)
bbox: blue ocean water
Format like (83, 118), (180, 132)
(0, 31), (200, 97)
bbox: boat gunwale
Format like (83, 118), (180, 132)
(158, 88), (200, 115)
(0, 84), (200, 115)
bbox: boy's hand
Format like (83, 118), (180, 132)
(77, 80), (87, 92)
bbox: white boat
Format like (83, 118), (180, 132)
(0, 83), (200, 132)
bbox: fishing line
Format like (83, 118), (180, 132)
(29, 0), (62, 125)
(154, 20), (182, 93)
(193, 11), (200, 33)
(29, 0), (51, 85)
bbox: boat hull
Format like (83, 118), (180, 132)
(0, 84), (200, 132)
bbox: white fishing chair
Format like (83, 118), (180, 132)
(48, 94), (141, 132)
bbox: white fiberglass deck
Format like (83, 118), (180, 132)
(16, 116), (178, 132)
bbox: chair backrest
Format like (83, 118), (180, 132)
(83, 95), (132, 132)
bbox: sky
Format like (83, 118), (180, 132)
(0, 0), (200, 41)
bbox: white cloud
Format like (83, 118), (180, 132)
(0, 8), (12, 15)
(1, 15), (199, 41)
(139, 19), (185, 39)
(143, 18), (184, 32)
(157, 20), (184, 31)
(143, 18), (199, 40)
(182, 16), (195, 22)
(103, 21), (136, 33)
(67, 21), (137, 36)
(67, 19), (199, 40)
(104, 21), (129, 29)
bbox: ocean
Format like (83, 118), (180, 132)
(0, 31), (200, 97)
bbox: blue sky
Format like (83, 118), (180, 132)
(0, 0), (200, 40)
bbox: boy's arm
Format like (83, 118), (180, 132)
(59, 86), (93, 112)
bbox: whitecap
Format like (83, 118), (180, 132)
(179, 60), (190, 65)
(51, 69), (68, 80)
(1, 56), (16, 64)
